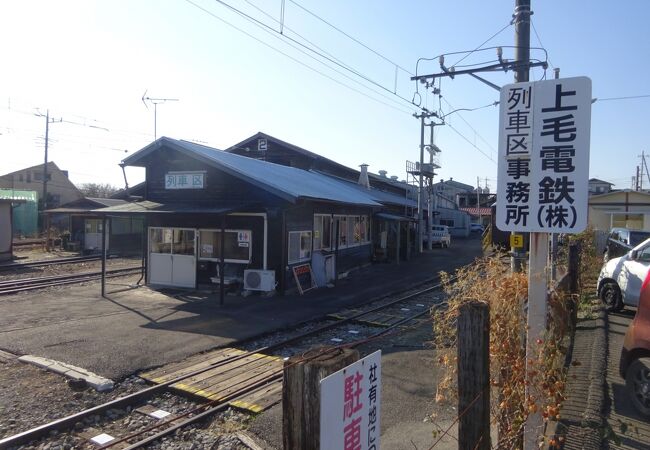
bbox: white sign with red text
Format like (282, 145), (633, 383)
(320, 351), (381, 450)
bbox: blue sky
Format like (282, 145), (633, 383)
(1, 0), (649, 192)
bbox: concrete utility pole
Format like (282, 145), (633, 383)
(514, 1), (548, 448)
(42, 110), (49, 218)
(510, 0), (531, 273)
(414, 111), (436, 253)
(476, 176), (482, 225)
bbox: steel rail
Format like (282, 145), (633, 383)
(0, 267), (142, 295)
(0, 255), (103, 272)
(0, 275), (450, 449)
(118, 298), (444, 449)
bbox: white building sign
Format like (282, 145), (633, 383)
(320, 351), (381, 450)
(165, 172), (204, 190)
(496, 76), (592, 233)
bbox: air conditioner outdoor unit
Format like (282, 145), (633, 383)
(244, 269), (276, 292)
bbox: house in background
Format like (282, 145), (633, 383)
(0, 190), (39, 237)
(46, 197), (142, 254)
(588, 190), (650, 231)
(0, 162), (83, 209)
(588, 178), (614, 195)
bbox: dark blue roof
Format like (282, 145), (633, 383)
(123, 138), (382, 207)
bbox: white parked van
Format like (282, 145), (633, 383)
(424, 225), (451, 248)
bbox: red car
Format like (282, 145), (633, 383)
(620, 269), (650, 417)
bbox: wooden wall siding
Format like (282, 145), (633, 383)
(144, 147), (283, 207)
(281, 201), (374, 292)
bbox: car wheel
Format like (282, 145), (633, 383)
(626, 357), (650, 418)
(600, 281), (623, 312)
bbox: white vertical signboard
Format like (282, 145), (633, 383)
(496, 76), (592, 234)
(320, 351), (381, 450)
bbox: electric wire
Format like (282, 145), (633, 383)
(184, 0), (415, 115)
(450, 21), (513, 67)
(287, 0), (414, 76)
(530, 19), (554, 69)
(209, 0), (417, 109)
(440, 96), (497, 153)
(595, 94), (650, 102)
(445, 122), (495, 163)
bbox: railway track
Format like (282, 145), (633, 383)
(0, 255), (104, 273)
(0, 267), (143, 296)
(0, 276), (449, 449)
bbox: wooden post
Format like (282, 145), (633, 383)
(100, 215), (107, 298)
(457, 301), (490, 450)
(220, 215), (226, 306)
(283, 347), (359, 450)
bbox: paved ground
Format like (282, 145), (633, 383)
(248, 319), (464, 450)
(0, 236), (482, 380)
(558, 303), (650, 449)
(603, 309), (650, 449)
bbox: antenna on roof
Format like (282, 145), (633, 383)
(141, 90), (179, 140)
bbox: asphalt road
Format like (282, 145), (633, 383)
(604, 309), (650, 449)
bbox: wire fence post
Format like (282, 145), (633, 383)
(282, 347), (359, 450)
(457, 301), (491, 450)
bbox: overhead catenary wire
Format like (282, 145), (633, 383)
(208, 0), (418, 109)
(184, 0), (415, 115)
(595, 94), (650, 102)
(287, 0), (414, 76)
(450, 21), (513, 67)
(530, 19), (554, 69)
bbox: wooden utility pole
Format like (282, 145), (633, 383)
(282, 347), (359, 450)
(457, 302), (490, 450)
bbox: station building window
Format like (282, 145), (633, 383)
(313, 214), (332, 250)
(288, 230), (312, 264)
(198, 229), (252, 263)
(318, 214), (370, 250)
(149, 228), (195, 255)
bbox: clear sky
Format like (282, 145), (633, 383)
(1, 0), (649, 192)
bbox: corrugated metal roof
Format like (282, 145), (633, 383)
(85, 197), (128, 207)
(374, 212), (416, 221)
(309, 171), (417, 208)
(124, 138), (381, 207)
(92, 201), (241, 215)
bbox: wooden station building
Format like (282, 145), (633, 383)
(93, 135), (420, 295)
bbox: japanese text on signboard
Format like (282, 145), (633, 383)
(496, 77), (591, 233)
(320, 351), (381, 450)
(165, 172), (205, 190)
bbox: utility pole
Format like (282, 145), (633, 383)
(476, 176), (482, 226)
(512, 1), (547, 449)
(414, 110), (436, 253)
(42, 110), (49, 219)
(640, 151), (645, 191)
(636, 166), (641, 191)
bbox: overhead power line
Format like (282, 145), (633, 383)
(530, 19), (554, 69)
(209, 0), (417, 108)
(595, 94), (650, 102)
(450, 21), (513, 67)
(287, 0), (414, 75)
(445, 122), (495, 163)
(184, 0), (415, 115)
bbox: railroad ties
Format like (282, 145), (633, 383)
(140, 347), (283, 413)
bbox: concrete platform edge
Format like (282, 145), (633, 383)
(18, 355), (115, 392)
